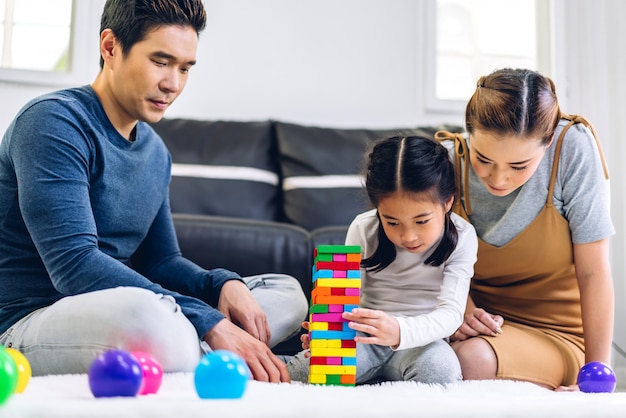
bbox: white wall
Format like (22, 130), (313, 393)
(171, 0), (456, 128)
(551, 0), (626, 376)
(0, 0), (625, 371)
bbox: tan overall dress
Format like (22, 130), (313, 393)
(436, 115), (608, 388)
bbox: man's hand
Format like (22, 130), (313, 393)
(452, 307), (504, 341)
(218, 279), (271, 345)
(204, 319), (290, 382)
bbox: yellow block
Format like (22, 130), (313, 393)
(310, 339), (342, 348)
(310, 347), (357, 357)
(310, 365), (357, 375)
(308, 322), (329, 331)
(309, 374), (326, 384)
(315, 278), (361, 288)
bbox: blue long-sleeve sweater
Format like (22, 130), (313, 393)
(0, 85), (238, 338)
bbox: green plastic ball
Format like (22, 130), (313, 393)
(0, 347), (18, 405)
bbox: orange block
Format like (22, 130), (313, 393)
(311, 287), (331, 300)
(313, 295), (361, 305)
(341, 375), (356, 384)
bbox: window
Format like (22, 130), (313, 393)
(427, 0), (552, 110)
(1, 0), (73, 72)
(0, 0), (99, 86)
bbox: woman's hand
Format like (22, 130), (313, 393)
(452, 306), (504, 341)
(343, 307), (400, 348)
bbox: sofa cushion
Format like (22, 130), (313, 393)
(275, 121), (462, 230)
(151, 119), (281, 221)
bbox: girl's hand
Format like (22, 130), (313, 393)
(343, 308), (400, 348)
(452, 307), (504, 341)
(300, 321), (312, 358)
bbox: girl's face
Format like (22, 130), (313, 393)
(378, 192), (453, 254)
(469, 130), (550, 197)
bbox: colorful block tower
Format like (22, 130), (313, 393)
(308, 244), (361, 386)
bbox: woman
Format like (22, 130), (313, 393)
(436, 68), (614, 390)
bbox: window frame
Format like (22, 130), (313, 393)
(0, 1), (98, 87)
(422, 0), (554, 115)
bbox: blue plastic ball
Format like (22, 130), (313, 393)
(194, 350), (250, 399)
(88, 349), (143, 397)
(577, 361), (616, 393)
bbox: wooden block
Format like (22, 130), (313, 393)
(309, 322), (329, 331)
(341, 340), (357, 348)
(310, 347), (357, 357)
(327, 322), (343, 331)
(310, 313), (345, 323)
(328, 304), (345, 312)
(311, 286), (331, 299)
(345, 288), (360, 296)
(309, 304), (329, 313)
(312, 269), (333, 280)
(333, 254), (347, 262)
(309, 374), (326, 384)
(310, 365), (357, 375)
(342, 356), (357, 365)
(315, 278), (361, 289)
(347, 253), (362, 262)
(316, 245), (361, 254)
(341, 375), (356, 385)
(316, 261), (360, 270)
(313, 295), (360, 305)
(309, 330), (356, 340)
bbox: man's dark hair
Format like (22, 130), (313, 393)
(99, 0), (207, 68)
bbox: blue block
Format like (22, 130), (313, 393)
(310, 330), (357, 340)
(342, 357), (357, 365)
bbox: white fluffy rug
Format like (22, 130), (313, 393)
(1, 373), (625, 418)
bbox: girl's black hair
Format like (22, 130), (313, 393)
(361, 136), (458, 272)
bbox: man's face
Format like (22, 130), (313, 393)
(109, 25), (198, 127)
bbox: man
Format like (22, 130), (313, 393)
(0, 0), (307, 383)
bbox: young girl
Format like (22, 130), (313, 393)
(287, 135), (478, 384)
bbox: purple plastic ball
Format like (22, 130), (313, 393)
(88, 349), (143, 397)
(577, 361), (616, 393)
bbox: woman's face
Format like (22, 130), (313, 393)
(469, 130), (550, 197)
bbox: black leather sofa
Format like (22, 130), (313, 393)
(151, 118), (461, 354)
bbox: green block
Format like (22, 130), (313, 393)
(314, 253), (333, 263)
(310, 304), (329, 313)
(325, 375), (342, 385)
(316, 245), (361, 254)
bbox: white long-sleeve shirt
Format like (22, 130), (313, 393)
(345, 210), (477, 350)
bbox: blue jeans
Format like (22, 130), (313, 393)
(287, 334), (462, 385)
(0, 274), (307, 376)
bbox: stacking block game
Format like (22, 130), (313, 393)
(308, 244), (362, 386)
